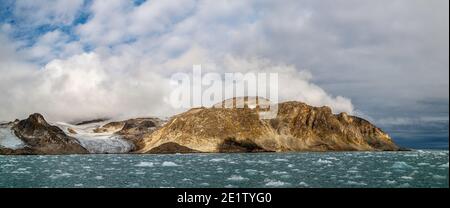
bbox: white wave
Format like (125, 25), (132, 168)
(94, 176), (104, 180)
(135, 162), (154, 167)
(162, 161), (179, 167)
(227, 175), (249, 181)
(274, 158), (288, 162)
(0, 127), (26, 149)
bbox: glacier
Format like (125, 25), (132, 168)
(54, 122), (134, 154)
(0, 127), (26, 149)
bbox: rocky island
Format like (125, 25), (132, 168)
(0, 98), (400, 155)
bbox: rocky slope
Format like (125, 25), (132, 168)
(139, 100), (399, 153)
(0, 114), (88, 155)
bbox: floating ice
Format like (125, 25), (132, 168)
(432, 175), (446, 180)
(298, 182), (309, 187)
(316, 159), (332, 164)
(272, 171), (288, 175)
(400, 176), (413, 180)
(135, 162), (154, 167)
(385, 180), (396, 185)
(397, 183), (411, 188)
(417, 163), (430, 166)
(265, 179), (289, 187)
(346, 181), (367, 186)
(439, 163), (448, 168)
(49, 173), (73, 179)
(392, 162), (414, 169)
(162, 161), (179, 167)
(227, 175), (249, 181)
(210, 158), (226, 162)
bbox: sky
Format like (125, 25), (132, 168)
(0, 0), (448, 149)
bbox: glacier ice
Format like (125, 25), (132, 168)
(54, 122), (134, 154)
(0, 127), (26, 149)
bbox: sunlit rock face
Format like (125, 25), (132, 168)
(139, 98), (399, 153)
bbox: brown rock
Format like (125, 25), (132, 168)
(11, 113), (88, 154)
(139, 99), (399, 153)
(146, 142), (201, 154)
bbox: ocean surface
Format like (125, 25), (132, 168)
(0, 150), (448, 188)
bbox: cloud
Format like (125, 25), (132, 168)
(0, 0), (448, 149)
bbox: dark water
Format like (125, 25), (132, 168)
(0, 150), (448, 188)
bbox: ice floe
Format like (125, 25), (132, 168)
(316, 159), (332, 164)
(439, 163), (448, 168)
(227, 175), (249, 181)
(346, 181), (367, 186)
(391, 161), (414, 169)
(135, 162), (154, 167)
(162, 161), (179, 167)
(264, 179), (290, 187)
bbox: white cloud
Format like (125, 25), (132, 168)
(1, 0), (447, 126)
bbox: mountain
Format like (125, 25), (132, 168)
(139, 99), (399, 153)
(1, 98), (400, 155)
(0, 114), (88, 155)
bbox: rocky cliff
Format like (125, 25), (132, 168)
(0, 114), (88, 155)
(139, 100), (399, 153)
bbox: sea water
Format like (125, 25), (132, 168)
(0, 150), (448, 188)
